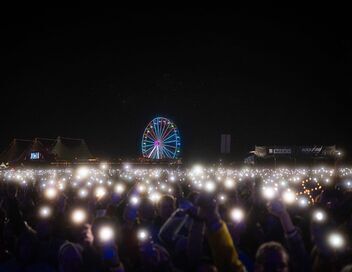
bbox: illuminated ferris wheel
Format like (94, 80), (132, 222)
(141, 117), (181, 160)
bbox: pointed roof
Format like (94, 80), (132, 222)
(51, 137), (92, 161)
(0, 139), (32, 163)
(0, 136), (93, 164)
(17, 138), (54, 162)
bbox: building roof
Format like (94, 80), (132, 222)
(0, 136), (93, 164)
(51, 137), (92, 161)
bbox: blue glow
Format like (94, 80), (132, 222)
(30, 152), (40, 160)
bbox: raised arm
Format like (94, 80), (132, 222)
(267, 199), (311, 271)
(197, 194), (246, 272)
(186, 216), (205, 269)
(158, 209), (188, 248)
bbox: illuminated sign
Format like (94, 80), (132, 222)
(268, 148), (292, 154)
(300, 146), (323, 154)
(30, 152), (40, 160)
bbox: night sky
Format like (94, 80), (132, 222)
(1, 8), (351, 162)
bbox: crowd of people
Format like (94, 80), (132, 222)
(0, 166), (352, 271)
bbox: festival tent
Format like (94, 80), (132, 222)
(16, 138), (55, 163)
(51, 136), (93, 161)
(0, 136), (93, 165)
(0, 139), (32, 164)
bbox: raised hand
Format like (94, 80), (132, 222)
(267, 199), (287, 218)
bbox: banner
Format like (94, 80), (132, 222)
(221, 134), (231, 154)
(268, 148), (292, 155)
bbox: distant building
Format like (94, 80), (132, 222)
(244, 145), (339, 166)
(0, 137), (93, 165)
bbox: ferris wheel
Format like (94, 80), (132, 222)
(141, 117), (181, 160)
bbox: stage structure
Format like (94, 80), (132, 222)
(141, 117), (181, 160)
(244, 145), (340, 166)
(0, 137), (93, 165)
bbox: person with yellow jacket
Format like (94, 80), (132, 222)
(195, 193), (247, 272)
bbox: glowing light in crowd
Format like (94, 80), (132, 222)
(298, 196), (309, 207)
(205, 181), (216, 192)
(137, 184), (146, 193)
(344, 180), (352, 189)
(39, 206), (52, 218)
(45, 187), (58, 200)
(224, 178), (235, 189)
(262, 187), (277, 200)
(149, 192), (161, 203)
(137, 229), (149, 241)
(99, 226), (115, 242)
(95, 186), (107, 199)
(3, 166), (352, 229)
(78, 189), (88, 198)
(218, 194), (226, 202)
(77, 166), (89, 179)
(115, 183), (126, 194)
(130, 196), (140, 205)
(100, 162), (108, 170)
(71, 209), (87, 224)
(312, 209), (326, 222)
(327, 232), (345, 249)
(230, 207), (245, 223)
(192, 165), (203, 176)
(58, 183), (65, 191)
(282, 190), (296, 204)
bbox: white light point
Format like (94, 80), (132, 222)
(298, 197), (309, 207)
(115, 183), (126, 194)
(149, 192), (161, 203)
(282, 190), (296, 204)
(130, 196), (140, 205)
(262, 187), (277, 200)
(39, 206), (52, 218)
(137, 229), (149, 241)
(218, 194), (226, 202)
(71, 209), (87, 224)
(327, 232), (345, 249)
(100, 162), (108, 170)
(230, 207), (245, 223)
(95, 187), (107, 199)
(205, 181), (216, 192)
(224, 178), (235, 189)
(139, 184), (147, 193)
(77, 167), (89, 179)
(45, 187), (58, 200)
(99, 226), (115, 242)
(192, 165), (203, 176)
(79, 189), (88, 198)
(313, 209), (326, 222)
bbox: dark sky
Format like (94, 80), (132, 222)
(1, 8), (351, 161)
